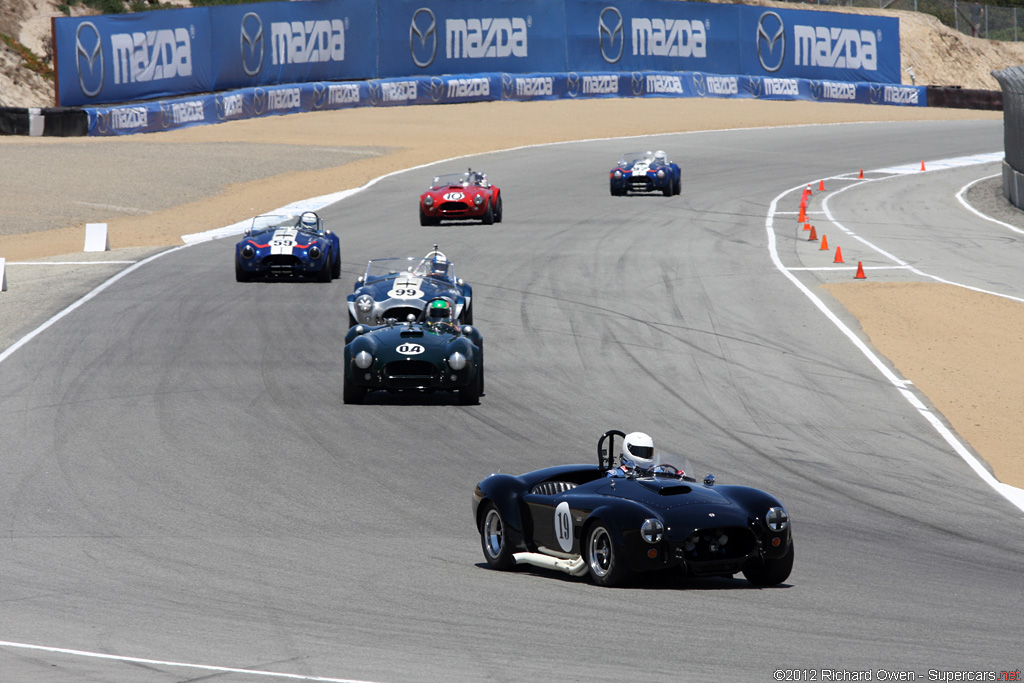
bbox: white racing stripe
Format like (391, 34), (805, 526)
(0, 639), (383, 683)
(767, 153), (1024, 513)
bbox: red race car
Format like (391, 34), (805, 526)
(420, 169), (503, 226)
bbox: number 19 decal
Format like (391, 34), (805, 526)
(555, 501), (573, 552)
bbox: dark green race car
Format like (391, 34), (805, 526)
(343, 298), (484, 405)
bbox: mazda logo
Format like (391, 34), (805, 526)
(429, 76), (445, 102)
(631, 71), (644, 97)
(313, 82), (328, 109)
(756, 12), (785, 73)
(566, 71), (581, 98)
(691, 72), (706, 97)
(253, 87), (267, 115)
(598, 7), (624, 64)
(749, 76), (763, 99)
(809, 80), (823, 101)
(160, 101), (173, 129)
(75, 21), (104, 98)
(410, 8), (437, 68)
(368, 81), (381, 106)
(93, 108), (110, 134)
(241, 12), (264, 77)
(869, 84), (883, 104)
(501, 73), (515, 100)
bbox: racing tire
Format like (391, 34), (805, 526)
(331, 252), (342, 280)
(462, 302), (473, 326)
(585, 522), (630, 587)
(458, 363), (482, 405)
(235, 261), (253, 282)
(480, 501), (518, 570)
(420, 208), (437, 227)
(662, 184), (673, 197)
(481, 201), (495, 226)
(494, 195), (503, 223)
(316, 260), (332, 283)
(348, 311), (358, 328)
(742, 542), (794, 587)
(343, 370), (365, 405)
(673, 175), (682, 195)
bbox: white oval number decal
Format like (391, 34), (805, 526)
(387, 277), (424, 301)
(397, 344), (425, 355)
(442, 191), (464, 201)
(555, 501), (573, 552)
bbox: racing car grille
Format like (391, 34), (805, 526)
(674, 527), (757, 576)
(263, 254), (304, 275)
(385, 360), (437, 388)
(628, 177), (654, 192)
(380, 306), (421, 323)
(438, 202), (470, 214)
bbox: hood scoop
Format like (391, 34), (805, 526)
(400, 326), (424, 337)
(638, 480), (692, 496)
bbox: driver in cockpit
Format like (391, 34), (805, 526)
(609, 432), (684, 478)
(422, 298), (459, 332)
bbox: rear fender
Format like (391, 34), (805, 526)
(474, 474), (529, 536)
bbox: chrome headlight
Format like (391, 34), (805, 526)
(474, 194), (483, 206)
(613, 169), (622, 178)
(356, 295), (374, 313)
(424, 195), (433, 207)
(241, 244), (255, 259)
(765, 506), (789, 532)
(354, 350), (373, 369)
(448, 351), (467, 371)
(657, 169), (666, 179)
(641, 518), (664, 544)
(308, 245), (321, 259)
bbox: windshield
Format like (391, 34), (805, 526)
(249, 214), (299, 232)
(631, 451), (695, 480)
(364, 256), (455, 281)
(431, 173), (470, 189)
(619, 152), (653, 168)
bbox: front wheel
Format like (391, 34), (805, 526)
(742, 542), (794, 586)
(235, 261), (251, 282)
(481, 201), (495, 225)
(585, 522), (630, 587)
(458, 363), (482, 405)
(494, 195), (503, 223)
(479, 502), (518, 570)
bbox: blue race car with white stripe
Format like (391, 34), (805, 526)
(235, 211), (341, 282)
(609, 150), (681, 197)
(347, 247), (473, 327)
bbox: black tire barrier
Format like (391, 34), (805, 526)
(925, 85), (1003, 110)
(0, 106), (89, 136)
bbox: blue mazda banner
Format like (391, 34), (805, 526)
(565, 0), (740, 76)
(208, 0), (377, 92)
(740, 5), (901, 84)
(377, 0), (567, 78)
(54, 7), (214, 107)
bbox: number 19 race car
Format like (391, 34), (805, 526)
(420, 169), (503, 225)
(609, 150), (681, 197)
(347, 247), (473, 327)
(235, 211), (341, 282)
(343, 298), (484, 405)
(472, 430), (793, 587)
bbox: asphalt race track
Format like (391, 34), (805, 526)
(1, 119), (1022, 682)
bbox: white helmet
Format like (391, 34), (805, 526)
(622, 432), (655, 467)
(300, 213), (318, 230)
(654, 150), (667, 165)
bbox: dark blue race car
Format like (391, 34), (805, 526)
(473, 430), (793, 587)
(609, 150), (681, 197)
(235, 211), (341, 282)
(347, 247), (473, 327)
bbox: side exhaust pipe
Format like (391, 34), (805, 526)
(513, 552), (589, 577)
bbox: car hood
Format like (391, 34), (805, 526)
(596, 477), (735, 511)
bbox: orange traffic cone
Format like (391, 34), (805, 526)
(803, 222), (812, 231)
(818, 179), (826, 191)
(855, 261), (866, 279)
(920, 161), (926, 171)
(798, 206), (806, 222)
(819, 234), (829, 251)
(858, 169), (864, 179)
(808, 226), (818, 241)
(834, 246), (844, 263)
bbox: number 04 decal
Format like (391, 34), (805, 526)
(555, 501), (573, 552)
